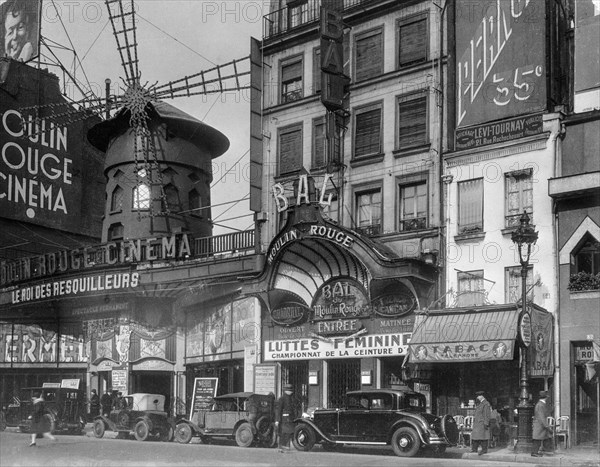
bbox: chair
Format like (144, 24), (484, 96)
(453, 415), (465, 447)
(463, 415), (474, 446)
(555, 416), (570, 449)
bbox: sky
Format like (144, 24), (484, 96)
(21, 0), (265, 235)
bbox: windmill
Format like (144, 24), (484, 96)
(17, 0), (261, 237)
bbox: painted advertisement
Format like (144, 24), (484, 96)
(456, 0), (546, 128)
(409, 339), (515, 363)
(529, 307), (553, 377)
(264, 333), (411, 361)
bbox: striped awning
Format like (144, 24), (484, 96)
(408, 308), (520, 363)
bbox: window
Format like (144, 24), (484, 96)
(355, 28), (383, 82)
(110, 186), (124, 212)
(505, 170), (533, 227)
(505, 266), (534, 304)
(398, 15), (428, 67)
(133, 184), (150, 210)
(278, 124), (303, 175)
(288, 0), (308, 28)
(313, 47), (321, 94)
(281, 57), (303, 103)
(458, 179), (483, 234)
(355, 188), (382, 235)
(164, 184), (179, 212)
(189, 189), (202, 216)
(399, 181), (427, 231)
(573, 234), (600, 275)
(397, 93), (428, 148)
(108, 223), (124, 241)
(354, 103), (382, 158)
(312, 117), (326, 168)
(457, 270), (485, 306)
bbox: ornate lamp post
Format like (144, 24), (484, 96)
(511, 210), (538, 453)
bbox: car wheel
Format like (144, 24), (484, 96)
(134, 420), (150, 441)
(235, 422), (254, 448)
(93, 420), (105, 439)
(391, 426), (421, 457)
(175, 422), (193, 444)
(292, 423), (316, 452)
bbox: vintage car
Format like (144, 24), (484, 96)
(174, 392), (276, 447)
(16, 387), (86, 435)
(93, 393), (174, 442)
(292, 389), (459, 457)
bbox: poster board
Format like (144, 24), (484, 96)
(253, 363), (278, 396)
(190, 377), (218, 423)
(61, 379), (80, 389)
(111, 369), (127, 393)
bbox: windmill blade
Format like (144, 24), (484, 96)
(151, 57), (251, 100)
(105, 0), (140, 85)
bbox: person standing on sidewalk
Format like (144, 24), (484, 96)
(274, 383), (298, 453)
(100, 388), (112, 417)
(29, 394), (56, 446)
(531, 390), (554, 457)
(471, 390), (491, 455)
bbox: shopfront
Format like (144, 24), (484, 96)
(407, 304), (554, 426)
(245, 203), (436, 409)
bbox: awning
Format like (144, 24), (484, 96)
(408, 308), (520, 363)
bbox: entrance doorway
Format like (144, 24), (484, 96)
(327, 359), (360, 408)
(575, 364), (598, 445)
(281, 360), (308, 412)
(131, 371), (172, 414)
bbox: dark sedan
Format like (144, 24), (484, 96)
(292, 388), (459, 457)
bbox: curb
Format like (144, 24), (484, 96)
(460, 451), (600, 466)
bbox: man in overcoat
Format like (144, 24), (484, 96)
(471, 390), (491, 455)
(100, 388), (113, 417)
(274, 383), (298, 453)
(531, 390), (553, 457)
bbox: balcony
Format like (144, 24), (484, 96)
(399, 217), (427, 232)
(505, 212), (533, 228)
(355, 223), (381, 237)
(263, 0), (383, 40)
(193, 230), (256, 259)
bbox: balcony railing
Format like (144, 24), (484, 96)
(505, 212), (533, 228)
(194, 230), (256, 258)
(263, 0), (381, 40)
(355, 223), (381, 237)
(399, 217), (427, 232)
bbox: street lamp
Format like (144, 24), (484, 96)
(511, 210), (538, 453)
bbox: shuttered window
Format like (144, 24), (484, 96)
(312, 118), (326, 168)
(398, 93), (428, 148)
(398, 16), (427, 67)
(278, 124), (303, 175)
(458, 178), (483, 233)
(355, 28), (383, 82)
(313, 47), (321, 94)
(354, 105), (382, 158)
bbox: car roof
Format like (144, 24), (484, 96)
(214, 392), (254, 400)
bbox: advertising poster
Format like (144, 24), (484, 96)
(456, 0), (546, 128)
(190, 377), (218, 423)
(0, 0), (41, 62)
(529, 308), (554, 377)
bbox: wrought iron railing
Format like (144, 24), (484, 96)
(399, 217), (427, 232)
(263, 0), (381, 40)
(458, 223), (483, 235)
(355, 223), (381, 236)
(505, 212), (533, 228)
(193, 230), (255, 258)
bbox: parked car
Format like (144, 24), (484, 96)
(17, 387), (86, 435)
(292, 389), (459, 457)
(93, 393), (174, 442)
(174, 392), (276, 447)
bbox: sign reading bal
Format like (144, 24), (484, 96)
(272, 173), (334, 212)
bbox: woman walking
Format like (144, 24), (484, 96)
(29, 393), (56, 446)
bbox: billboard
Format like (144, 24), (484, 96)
(456, 0), (546, 128)
(1, 0), (41, 62)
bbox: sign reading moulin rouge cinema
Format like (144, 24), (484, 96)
(456, 0), (546, 128)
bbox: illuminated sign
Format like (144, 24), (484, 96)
(456, 0), (546, 128)
(270, 303), (309, 326)
(272, 173), (335, 212)
(371, 293), (416, 318)
(312, 279), (369, 321)
(1, 233), (191, 286)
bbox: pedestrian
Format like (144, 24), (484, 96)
(89, 389), (100, 419)
(471, 390), (491, 455)
(29, 393), (56, 446)
(274, 383), (298, 453)
(531, 390), (554, 457)
(100, 388), (112, 417)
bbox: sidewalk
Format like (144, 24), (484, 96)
(451, 445), (599, 466)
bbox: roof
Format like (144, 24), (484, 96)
(87, 100), (229, 157)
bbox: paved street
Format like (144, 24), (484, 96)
(0, 429), (531, 467)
